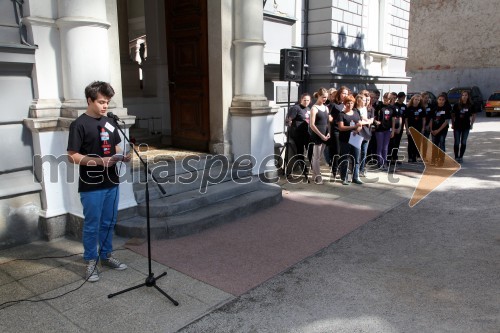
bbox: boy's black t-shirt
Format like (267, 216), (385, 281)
(337, 110), (361, 143)
(67, 113), (122, 192)
(405, 105), (425, 132)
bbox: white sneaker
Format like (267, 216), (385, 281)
(85, 259), (99, 282)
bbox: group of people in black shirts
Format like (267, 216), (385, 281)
(286, 86), (477, 185)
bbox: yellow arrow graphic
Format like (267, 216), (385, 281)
(408, 127), (461, 207)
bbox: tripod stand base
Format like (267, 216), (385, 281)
(108, 272), (179, 306)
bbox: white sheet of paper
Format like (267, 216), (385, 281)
(348, 131), (363, 149)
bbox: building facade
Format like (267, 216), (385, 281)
(305, 0), (411, 95)
(0, 0), (411, 249)
(407, 0), (500, 99)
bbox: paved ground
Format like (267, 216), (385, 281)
(0, 113), (498, 332)
(178, 113), (500, 333)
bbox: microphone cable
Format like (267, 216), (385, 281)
(0, 119), (130, 310)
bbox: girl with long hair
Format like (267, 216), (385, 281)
(404, 93), (425, 163)
(373, 92), (396, 170)
(356, 90), (374, 177)
(327, 86), (349, 176)
(451, 91), (476, 162)
(429, 93), (451, 165)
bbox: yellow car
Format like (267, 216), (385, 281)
(485, 91), (500, 117)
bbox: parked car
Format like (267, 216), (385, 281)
(485, 91), (500, 117)
(406, 91), (437, 107)
(447, 86), (484, 111)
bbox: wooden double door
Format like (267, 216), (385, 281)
(165, 0), (210, 151)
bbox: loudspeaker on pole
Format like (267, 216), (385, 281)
(279, 48), (305, 82)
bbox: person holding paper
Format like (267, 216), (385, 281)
(337, 94), (362, 185)
(67, 81), (130, 282)
(355, 91), (374, 177)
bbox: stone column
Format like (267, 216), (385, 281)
(56, 0), (111, 114)
(22, 14), (62, 118)
(230, 0), (278, 175)
(24, 0), (137, 226)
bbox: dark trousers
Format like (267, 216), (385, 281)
(421, 129), (431, 161)
(432, 131), (447, 164)
(389, 130), (403, 162)
(339, 142), (360, 181)
(407, 133), (419, 162)
(328, 132), (340, 175)
(453, 129), (470, 158)
(367, 132), (377, 162)
(288, 129), (309, 174)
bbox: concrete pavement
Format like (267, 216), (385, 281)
(1, 113), (498, 332)
(178, 113), (500, 332)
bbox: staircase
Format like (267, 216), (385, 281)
(115, 155), (283, 239)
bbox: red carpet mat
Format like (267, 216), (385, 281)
(126, 191), (382, 296)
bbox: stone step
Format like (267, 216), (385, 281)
(133, 163), (253, 203)
(115, 182), (282, 239)
(138, 176), (264, 217)
(129, 127), (162, 145)
(131, 152), (210, 178)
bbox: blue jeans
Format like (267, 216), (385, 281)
(432, 132), (447, 152)
(359, 139), (369, 173)
(340, 141), (361, 181)
(80, 186), (119, 261)
(453, 129), (470, 158)
(432, 131), (447, 163)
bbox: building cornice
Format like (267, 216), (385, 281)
(22, 16), (57, 28)
(310, 73), (412, 84)
(263, 12), (297, 25)
(56, 17), (111, 29)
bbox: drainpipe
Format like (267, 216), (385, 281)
(303, 0), (310, 94)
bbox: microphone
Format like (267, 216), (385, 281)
(107, 112), (121, 122)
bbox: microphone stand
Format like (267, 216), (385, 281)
(107, 117), (178, 306)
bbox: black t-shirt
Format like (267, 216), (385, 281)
(405, 105), (425, 132)
(287, 103), (309, 132)
(394, 102), (406, 129)
(452, 103), (476, 130)
(329, 103), (343, 133)
(67, 113), (122, 192)
(374, 104), (395, 132)
(337, 110), (361, 143)
(424, 105), (432, 121)
(430, 105), (451, 132)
